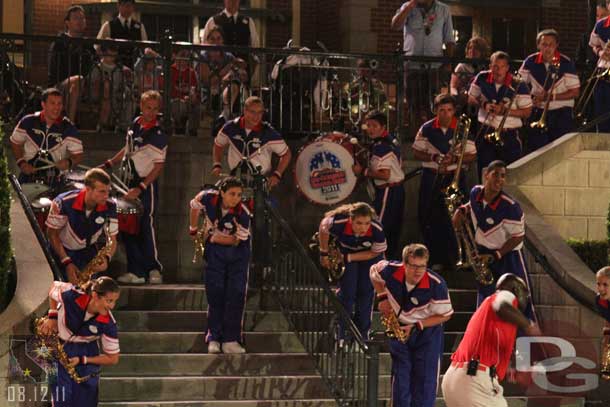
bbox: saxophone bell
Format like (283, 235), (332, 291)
(309, 232), (345, 282)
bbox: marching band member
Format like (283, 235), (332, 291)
(451, 160), (535, 320)
(519, 29), (580, 150)
(39, 276), (121, 407)
(318, 202), (387, 341)
(46, 169), (118, 284)
(353, 110), (405, 259)
(589, 8), (610, 132)
(10, 87), (83, 186)
(441, 273), (541, 407)
(412, 94), (476, 269)
(370, 243), (453, 407)
(189, 177), (251, 354)
(468, 51), (532, 176)
(212, 96), (291, 190)
(596, 267), (610, 356)
(104, 90), (167, 285)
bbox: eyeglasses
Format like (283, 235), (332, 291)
(406, 262), (427, 271)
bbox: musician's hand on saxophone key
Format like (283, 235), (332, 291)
(68, 357), (80, 368)
(39, 318), (58, 335)
(92, 256), (109, 273)
(378, 299), (392, 317)
(399, 324), (415, 337)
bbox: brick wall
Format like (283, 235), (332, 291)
(267, 0), (292, 48)
(540, 0), (590, 60)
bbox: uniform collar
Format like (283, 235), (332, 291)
(211, 194), (241, 215)
(534, 51), (561, 64)
(39, 111), (63, 126)
(598, 295), (609, 309)
(239, 116), (262, 133)
(476, 187), (502, 211)
(605, 16), (610, 28)
(432, 116), (457, 129)
(343, 218), (373, 237)
(72, 189), (108, 212)
(223, 9), (239, 19)
(74, 293), (111, 323)
(137, 115), (158, 130)
(391, 264), (431, 289)
(486, 71), (513, 87)
(118, 15), (132, 27)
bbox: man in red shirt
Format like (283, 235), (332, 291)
(441, 273), (540, 406)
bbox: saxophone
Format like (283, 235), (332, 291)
(34, 317), (91, 383)
(78, 222), (114, 287)
(309, 232), (344, 282)
(381, 312), (409, 343)
(601, 336), (610, 380)
(454, 214), (494, 286)
(192, 214), (212, 263)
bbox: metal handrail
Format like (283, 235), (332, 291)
(265, 199), (381, 407)
(8, 174), (63, 281)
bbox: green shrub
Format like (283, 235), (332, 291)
(0, 125), (11, 308)
(566, 238), (608, 273)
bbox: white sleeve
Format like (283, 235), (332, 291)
(45, 201), (68, 230)
(215, 130), (230, 147)
(101, 333), (120, 354)
(492, 290), (517, 312)
(369, 260), (389, 287)
(249, 18), (260, 48)
(10, 121), (27, 145)
(49, 281), (72, 303)
(319, 216), (334, 234)
(269, 139), (290, 156)
(412, 126), (429, 153)
(190, 191), (205, 210)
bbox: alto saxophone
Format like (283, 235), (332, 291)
(79, 222), (114, 287)
(381, 311), (409, 343)
(34, 317), (91, 383)
(310, 232), (344, 282)
(192, 217), (211, 263)
(601, 337), (610, 380)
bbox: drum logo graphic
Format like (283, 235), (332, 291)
(309, 151), (347, 199)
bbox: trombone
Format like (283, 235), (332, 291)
(483, 73), (523, 148)
(574, 40), (610, 126)
(530, 56), (561, 131)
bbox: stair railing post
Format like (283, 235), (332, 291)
(161, 29), (173, 134)
(366, 341), (380, 407)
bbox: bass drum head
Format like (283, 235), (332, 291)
(21, 182), (50, 201)
(295, 139), (357, 205)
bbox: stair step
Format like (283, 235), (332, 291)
(98, 398), (584, 407)
(114, 310), (472, 332)
(116, 285), (477, 312)
(98, 376), (332, 402)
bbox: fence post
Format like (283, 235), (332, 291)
(395, 51), (405, 143)
(366, 341), (380, 407)
(160, 29), (173, 134)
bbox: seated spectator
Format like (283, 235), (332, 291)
(199, 27), (248, 119)
(166, 49), (200, 136)
(450, 36), (489, 109)
(134, 49), (163, 94)
(89, 44), (133, 131)
(47, 5), (96, 123)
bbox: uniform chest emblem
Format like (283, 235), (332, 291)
(411, 297), (419, 305)
(89, 325), (98, 334)
(362, 241), (372, 248)
(95, 217), (105, 224)
(224, 222), (234, 229)
(486, 217), (494, 225)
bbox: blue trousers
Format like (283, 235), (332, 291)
(594, 80), (610, 132)
(337, 256), (381, 340)
(374, 183), (405, 260)
(55, 245), (100, 281)
(418, 169), (466, 267)
(389, 325), (444, 407)
(476, 248), (536, 321)
(204, 243), (251, 343)
(476, 128), (522, 179)
(527, 107), (575, 151)
(51, 341), (101, 407)
(121, 181), (162, 279)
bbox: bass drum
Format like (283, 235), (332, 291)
(295, 134), (360, 205)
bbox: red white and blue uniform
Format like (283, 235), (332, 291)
(468, 71), (532, 175)
(46, 189), (119, 281)
(519, 51), (579, 149)
(215, 116), (289, 176)
(460, 185), (535, 320)
(442, 291), (519, 406)
(589, 16), (610, 132)
(369, 131), (405, 259)
(190, 189), (252, 344)
(122, 116), (167, 280)
(413, 116), (476, 267)
(48, 281), (120, 407)
(597, 294), (610, 322)
(10, 112), (82, 185)
(370, 261), (453, 407)
(320, 213), (386, 340)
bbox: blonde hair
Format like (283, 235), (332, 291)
(402, 243), (430, 263)
(244, 96), (264, 109)
(596, 266), (610, 280)
(324, 202), (377, 220)
(141, 90), (161, 104)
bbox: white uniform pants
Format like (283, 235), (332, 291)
(441, 364), (508, 407)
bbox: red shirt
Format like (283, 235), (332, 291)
(164, 64), (198, 99)
(451, 291), (519, 380)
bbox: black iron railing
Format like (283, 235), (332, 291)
(265, 199), (381, 407)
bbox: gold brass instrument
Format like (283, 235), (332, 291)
(530, 56), (561, 131)
(78, 222), (114, 287)
(442, 115), (472, 268)
(601, 335), (610, 380)
(454, 214), (494, 286)
(574, 43), (610, 126)
(310, 232), (344, 282)
(484, 73), (523, 148)
(381, 312), (409, 343)
(34, 317), (91, 383)
(192, 212), (212, 263)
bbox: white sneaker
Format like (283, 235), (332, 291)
(222, 341), (246, 354)
(208, 341), (221, 354)
(117, 272), (145, 285)
(149, 270), (163, 285)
